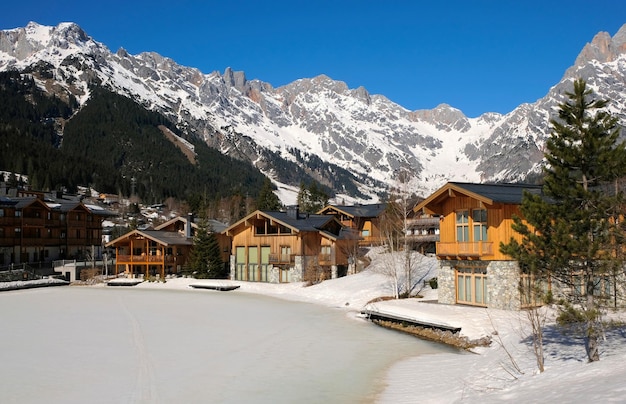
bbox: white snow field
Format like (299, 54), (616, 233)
(0, 286), (454, 403)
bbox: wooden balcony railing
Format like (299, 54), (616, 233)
(268, 254), (295, 264)
(115, 255), (176, 264)
(406, 217), (441, 227)
(436, 241), (494, 257)
(318, 253), (333, 265)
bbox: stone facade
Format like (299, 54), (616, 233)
(437, 259), (522, 310)
(437, 260), (457, 305)
(486, 260), (522, 310)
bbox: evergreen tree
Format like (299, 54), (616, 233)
(256, 177), (282, 211)
(186, 215), (226, 279)
(296, 181), (329, 213)
(501, 78), (626, 362)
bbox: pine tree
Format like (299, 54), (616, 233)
(256, 177), (282, 211)
(501, 78), (626, 362)
(186, 215), (226, 279)
(296, 181), (329, 213)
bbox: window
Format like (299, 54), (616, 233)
(15, 210), (21, 217)
(235, 247), (246, 280)
(456, 210), (469, 242)
(456, 266), (488, 306)
(0, 208), (4, 217)
(472, 209), (488, 241)
(280, 246), (291, 262)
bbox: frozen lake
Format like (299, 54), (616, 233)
(0, 286), (456, 403)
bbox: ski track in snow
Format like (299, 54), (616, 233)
(117, 295), (157, 403)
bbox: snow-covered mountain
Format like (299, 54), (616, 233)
(2, 22), (626, 202)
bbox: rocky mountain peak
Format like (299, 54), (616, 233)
(409, 103), (471, 132)
(223, 67), (247, 91)
(574, 23), (626, 66)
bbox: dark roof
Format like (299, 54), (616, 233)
(141, 230), (193, 246)
(260, 211), (334, 232)
(207, 219), (228, 233)
(322, 204), (386, 218)
(106, 229), (193, 247)
(449, 182), (543, 204)
(414, 181), (545, 214)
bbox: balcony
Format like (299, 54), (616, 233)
(318, 253), (333, 265)
(269, 254), (295, 264)
(407, 217), (441, 227)
(115, 254), (174, 264)
(436, 241), (494, 258)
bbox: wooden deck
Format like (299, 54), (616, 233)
(360, 309), (462, 333)
(189, 283), (241, 292)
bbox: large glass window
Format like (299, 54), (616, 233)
(472, 209), (488, 241)
(260, 246), (270, 282)
(248, 247), (258, 281)
(235, 247), (246, 280)
(456, 266), (488, 306)
(456, 210), (469, 242)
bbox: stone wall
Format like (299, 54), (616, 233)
(437, 260), (456, 305)
(486, 260), (521, 310)
(437, 259), (521, 310)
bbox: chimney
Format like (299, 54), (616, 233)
(286, 205), (300, 219)
(186, 213), (194, 238)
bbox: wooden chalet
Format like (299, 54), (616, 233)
(317, 204), (386, 246)
(106, 215), (229, 279)
(223, 206), (352, 283)
(0, 195), (112, 268)
(413, 182), (543, 310)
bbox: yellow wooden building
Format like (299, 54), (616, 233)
(413, 182), (543, 310)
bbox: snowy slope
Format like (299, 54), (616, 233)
(2, 22), (626, 202)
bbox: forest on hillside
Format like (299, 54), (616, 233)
(0, 71), (266, 204)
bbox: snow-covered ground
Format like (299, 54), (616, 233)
(4, 248), (626, 402)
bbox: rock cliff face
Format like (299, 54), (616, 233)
(1, 21), (626, 201)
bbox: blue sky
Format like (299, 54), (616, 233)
(2, 1), (625, 117)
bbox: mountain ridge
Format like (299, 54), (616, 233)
(2, 21), (626, 203)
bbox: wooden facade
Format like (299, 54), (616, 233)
(107, 215), (229, 279)
(224, 209), (350, 283)
(317, 204), (385, 246)
(414, 182), (542, 309)
(0, 195), (111, 267)
(106, 229), (192, 279)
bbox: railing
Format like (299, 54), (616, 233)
(268, 254), (295, 264)
(318, 253), (333, 265)
(115, 254), (171, 263)
(21, 218), (46, 226)
(406, 217), (441, 227)
(436, 241), (494, 257)
(405, 233), (439, 242)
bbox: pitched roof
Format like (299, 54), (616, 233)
(106, 229), (193, 247)
(156, 216), (229, 233)
(223, 210), (338, 235)
(414, 182), (543, 213)
(318, 204), (386, 218)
